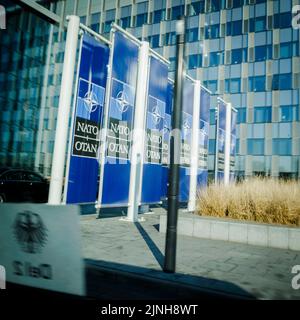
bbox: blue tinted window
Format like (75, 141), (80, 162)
(188, 54), (202, 69)
(211, 0), (225, 12)
(104, 20), (113, 33)
(187, 28), (198, 42)
(249, 76), (266, 92)
(171, 5), (184, 20)
(255, 45), (272, 61)
(206, 24), (220, 39)
(236, 138), (240, 154)
(274, 12), (291, 29)
(164, 32), (176, 45)
(272, 139), (292, 155)
(232, 48), (247, 64)
(232, 48), (242, 64)
(232, 20), (243, 36)
(189, 1), (205, 15)
(280, 43), (292, 59)
(149, 35), (160, 48)
(226, 22), (231, 36)
(254, 107), (272, 123)
(210, 52), (224, 66)
(203, 80), (218, 93)
(153, 10), (165, 23)
(225, 78), (241, 93)
(169, 57), (176, 71)
(247, 139), (265, 155)
(136, 13), (147, 27)
(256, 16), (266, 31)
(91, 23), (99, 32)
(232, 0), (243, 8)
(121, 16), (131, 28)
(272, 74), (292, 90)
(280, 105), (297, 122)
(209, 139), (216, 154)
(237, 108), (247, 124)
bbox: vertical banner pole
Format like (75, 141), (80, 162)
(224, 103), (232, 185)
(188, 81), (201, 212)
(96, 33), (114, 211)
(127, 41), (150, 222)
(62, 33), (83, 204)
(48, 15), (80, 204)
(164, 17), (185, 273)
(214, 105), (219, 184)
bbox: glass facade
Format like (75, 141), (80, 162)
(0, 0), (299, 179)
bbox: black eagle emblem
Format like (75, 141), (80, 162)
(13, 211), (47, 254)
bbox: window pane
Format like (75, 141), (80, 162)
(280, 43), (292, 58)
(189, 1), (205, 15)
(232, 48), (243, 64)
(237, 108), (247, 124)
(280, 106), (294, 122)
(272, 74), (292, 90)
(232, 20), (242, 36)
(272, 139), (292, 155)
(171, 5), (184, 20)
(249, 76), (266, 92)
(136, 13), (147, 27)
(187, 28), (198, 42)
(254, 107), (272, 123)
(255, 16), (266, 32)
(247, 139), (265, 155)
(153, 10), (165, 23)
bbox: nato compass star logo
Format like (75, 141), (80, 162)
(13, 211), (47, 254)
(116, 91), (130, 113)
(151, 104), (163, 125)
(83, 90), (100, 114)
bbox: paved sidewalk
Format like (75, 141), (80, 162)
(81, 208), (300, 299)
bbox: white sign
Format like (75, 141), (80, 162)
(0, 204), (85, 296)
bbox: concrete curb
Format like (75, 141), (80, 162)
(85, 260), (254, 300)
(160, 214), (300, 251)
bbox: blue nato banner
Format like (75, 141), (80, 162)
(101, 31), (139, 206)
(230, 109), (237, 181)
(197, 87), (210, 188)
(217, 100), (227, 181)
(141, 56), (168, 204)
(66, 34), (109, 204)
(161, 80), (173, 200)
(179, 79), (194, 202)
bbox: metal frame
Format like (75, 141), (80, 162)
(187, 80), (201, 212)
(48, 15), (80, 204)
(62, 33), (84, 204)
(96, 30), (116, 210)
(127, 41), (150, 222)
(224, 102), (232, 185)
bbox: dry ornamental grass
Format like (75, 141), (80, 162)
(196, 178), (300, 226)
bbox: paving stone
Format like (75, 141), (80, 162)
(81, 208), (300, 299)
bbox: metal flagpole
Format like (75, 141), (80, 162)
(164, 16), (185, 273)
(127, 41), (150, 222)
(48, 15), (80, 204)
(188, 80), (201, 213)
(214, 104), (219, 184)
(224, 102), (232, 185)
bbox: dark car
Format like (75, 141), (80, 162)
(0, 168), (49, 203)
